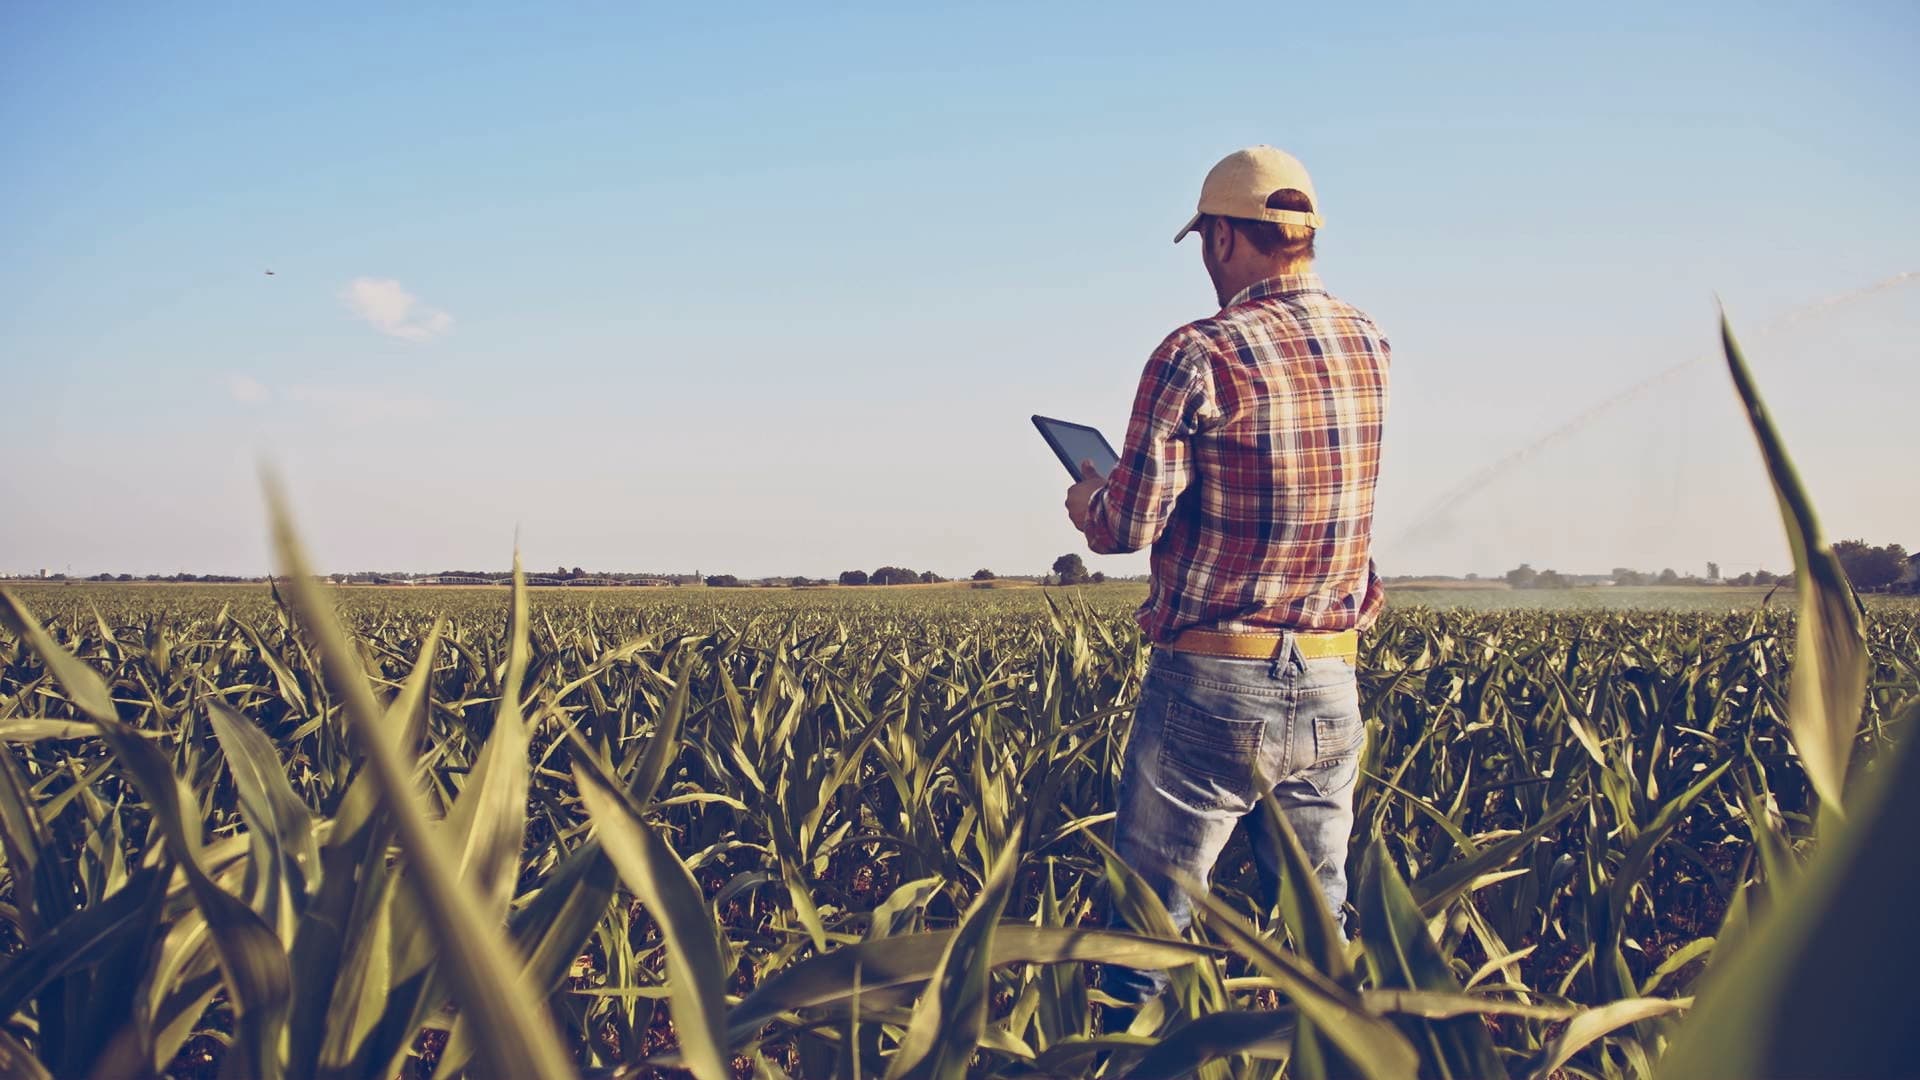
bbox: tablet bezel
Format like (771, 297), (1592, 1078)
(1031, 414), (1120, 480)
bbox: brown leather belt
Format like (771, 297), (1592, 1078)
(1163, 627), (1359, 663)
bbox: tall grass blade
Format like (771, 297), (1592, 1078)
(727, 926), (1215, 1041)
(573, 751), (732, 1080)
(1259, 792), (1351, 981)
(1657, 700), (1920, 1078)
(439, 553), (534, 917)
(262, 479), (577, 1080)
(1186, 882), (1419, 1080)
(884, 825), (1025, 1080)
(1656, 317), (1909, 1077)
(1527, 997), (1691, 1080)
(1353, 841), (1505, 1080)
(436, 838), (619, 1079)
(207, 700), (319, 927)
(1117, 1009), (1297, 1079)
(1, 590), (294, 1080)
(1717, 312), (1867, 812)
(296, 620), (439, 1079)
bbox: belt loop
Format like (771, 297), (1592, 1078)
(1268, 631), (1297, 679)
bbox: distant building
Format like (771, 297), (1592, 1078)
(1896, 551), (1920, 595)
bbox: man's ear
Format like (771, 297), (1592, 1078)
(1210, 216), (1235, 263)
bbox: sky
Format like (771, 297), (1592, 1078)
(3, 1), (1915, 580)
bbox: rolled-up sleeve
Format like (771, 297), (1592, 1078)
(1083, 336), (1206, 555)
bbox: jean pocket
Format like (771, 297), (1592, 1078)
(1156, 699), (1264, 809)
(1310, 714), (1365, 769)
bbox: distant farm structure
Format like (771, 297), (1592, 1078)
(409, 575), (674, 587)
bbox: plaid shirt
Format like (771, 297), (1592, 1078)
(1083, 272), (1390, 645)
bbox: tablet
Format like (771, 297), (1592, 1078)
(1032, 415), (1120, 480)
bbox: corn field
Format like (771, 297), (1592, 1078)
(1, 323), (1916, 1080)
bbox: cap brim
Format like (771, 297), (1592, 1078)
(1172, 211), (1202, 244)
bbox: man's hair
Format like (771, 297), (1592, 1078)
(1211, 188), (1316, 262)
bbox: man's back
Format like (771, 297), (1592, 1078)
(1082, 271), (1390, 642)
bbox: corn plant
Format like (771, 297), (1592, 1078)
(0, 316), (1914, 1078)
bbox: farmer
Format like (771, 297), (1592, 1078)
(1064, 146), (1390, 1027)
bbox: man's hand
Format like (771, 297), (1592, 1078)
(1065, 460), (1107, 534)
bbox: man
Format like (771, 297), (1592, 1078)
(1063, 146), (1390, 1024)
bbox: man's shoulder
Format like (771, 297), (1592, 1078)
(1152, 305), (1302, 371)
(1152, 308), (1267, 365)
(1309, 290), (1389, 341)
(1145, 322), (1219, 379)
(1150, 288), (1388, 380)
(1196, 290), (1389, 351)
(1147, 308), (1295, 387)
(1166, 299), (1275, 341)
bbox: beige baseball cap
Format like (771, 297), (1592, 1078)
(1173, 145), (1323, 243)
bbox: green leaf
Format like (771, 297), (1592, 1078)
(438, 553), (535, 919)
(0, 591), (119, 722)
(1117, 1009), (1297, 1079)
(291, 621), (440, 1080)
(0, 719), (103, 742)
(0, 864), (167, 1022)
(1717, 311), (1867, 813)
(1409, 801), (1580, 917)
(0, 738), (66, 943)
(263, 479), (577, 1080)
(208, 700), (320, 924)
(863, 876), (943, 942)
(1353, 841), (1504, 1080)
(1, 589), (294, 1080)
(1527, 996), (1690, 1080)
(629, 650), (694, 805)
(728, 926), (1216, 1042)
(885, 825), (1024, 1080)
(1186, 883), (1419, 1080)
(1361, 989), (1578, 1022)
(1259, 792), (1351, 982)
(1657, 699), (1920, 1078)
(574, 752), (733, 1080)
(435, 838), (620, 1079)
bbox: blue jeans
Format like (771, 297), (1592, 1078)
(1099, 638), (1365, 1023)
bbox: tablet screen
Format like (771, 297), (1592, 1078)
(1032, 416), (1120, 479)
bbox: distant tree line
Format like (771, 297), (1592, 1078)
(1832, 540), (1912, 591)
(1503, 565), (1576, 590)
(1493, 540), (1915, 592)
(16, 572), (258, 583)
(834, 567), (948, 586)
(40, 545), (1905, 595)
(1501, 564), (1787, 589)
(1048, 554), (1105, 586)
(17, 555), (1161, 591)
(1603, 567), (1718, 588)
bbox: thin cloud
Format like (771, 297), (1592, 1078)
(226, 374), (271, 403)
(340, 277), (454, 341)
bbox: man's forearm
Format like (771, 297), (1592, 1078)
(1083, 488), (1145, 555)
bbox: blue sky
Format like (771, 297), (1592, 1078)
(3, 2), (1915, 579)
